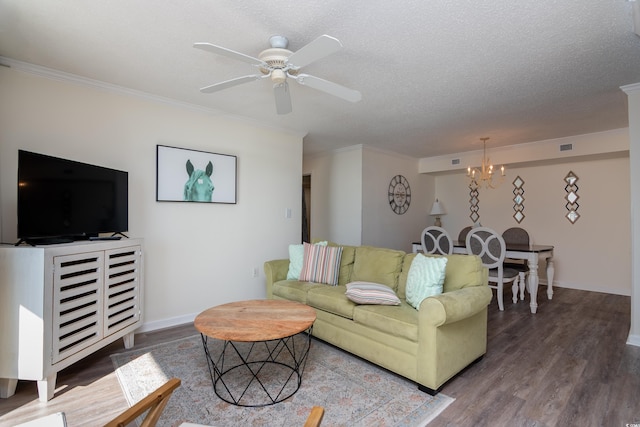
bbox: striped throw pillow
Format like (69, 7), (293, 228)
(287, 241), (327, 280)
(345, 282), (401, 305)
(299, 242), (343, 285)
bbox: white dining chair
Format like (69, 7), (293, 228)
(502, 227), (530, 301)
(420, 226), (453, 255)
(457, 226), (472, 245)
(466, 227), (521, 311)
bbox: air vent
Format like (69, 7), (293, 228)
(451, 159), (460, 165)
(560, 143), (573, 152)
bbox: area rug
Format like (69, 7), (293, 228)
(111, 334), (454, 427)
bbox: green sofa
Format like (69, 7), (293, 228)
(264, 244), (492, 395)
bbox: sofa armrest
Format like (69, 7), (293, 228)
(416, 284), (492, 391)
(264, 259), (290, 299)
(419, 285), (493, 326)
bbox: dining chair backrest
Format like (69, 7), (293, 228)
(465, 227), (506, 269)
(458, 226), (472, 244)
(421, 226), (453, 255)
(502, 227), (530, 246)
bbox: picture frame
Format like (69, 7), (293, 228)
(156, 144), (237, 204)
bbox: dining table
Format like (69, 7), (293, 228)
(412, 240), (554, 313)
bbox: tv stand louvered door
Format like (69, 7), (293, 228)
(0, 239), (144, 402)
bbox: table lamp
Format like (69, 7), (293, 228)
(430, 199), (446, 227)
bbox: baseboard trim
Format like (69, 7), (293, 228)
(627, 333), (640, 347)
(138, 313), (197, 333)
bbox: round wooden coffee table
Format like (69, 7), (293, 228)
(194, 299), (316, 407)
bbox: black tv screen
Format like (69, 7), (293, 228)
(17, 150), (128, 242)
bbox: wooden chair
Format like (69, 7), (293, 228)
(105, 378), (181, 427)
(466, 227), (521, 311)
(303, 406), (325, 427)
(502, 227), (530, 301)
(421, 226), (453, 255)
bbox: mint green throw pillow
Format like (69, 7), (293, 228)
(287, 241), (327, 280)
(405, 254), (448, 309)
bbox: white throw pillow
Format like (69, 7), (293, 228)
(405, 254), (448, 309)
(287, 241), (327, 280)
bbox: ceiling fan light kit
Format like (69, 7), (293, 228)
(194, 34), (362, 114)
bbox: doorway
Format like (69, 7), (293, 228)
(302, 174), (311, 243)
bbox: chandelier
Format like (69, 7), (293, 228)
(467, 137), (505, 189)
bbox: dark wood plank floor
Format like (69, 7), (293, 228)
(1, 287), (639, 426)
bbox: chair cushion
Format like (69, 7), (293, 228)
(504, 262), (529, 272)
(489, 267), (522, 280)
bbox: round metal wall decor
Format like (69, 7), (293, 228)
(388, 175), (411, 215)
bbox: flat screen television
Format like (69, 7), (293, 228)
(17, 150), (129, 245)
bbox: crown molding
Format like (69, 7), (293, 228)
(622, 82), (640, 94)
(0, 56), (307, 139)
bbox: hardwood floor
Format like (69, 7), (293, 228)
(432, 288), (640, 427)
(1, 287), (638, 426)
(0, 324), (198, 427)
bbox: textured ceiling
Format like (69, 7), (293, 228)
(1, 0), (639, 158)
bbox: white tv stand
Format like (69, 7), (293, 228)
(0, 239), (144, 402)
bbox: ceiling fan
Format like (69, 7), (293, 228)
(193, 35), (362, 115)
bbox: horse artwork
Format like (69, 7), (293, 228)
(184, 159), (214, 202)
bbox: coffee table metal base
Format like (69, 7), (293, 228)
(199, 327), (312, 407)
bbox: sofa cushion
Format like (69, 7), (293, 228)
(299, 243), (343, 285)
(397, 253), (417, 300)
(307, 285), (355, 319)
(405, 254), (448, 309)
(272, 280), (326, 304)
(345, 282), (401, 306)
(440, 254), (485, 292)
(350, 246), (405, 290)
(287, 241), (327, 280)
(353, 303), (418, 342)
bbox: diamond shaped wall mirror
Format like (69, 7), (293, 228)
(512, 175), (525, 223)
(564, 171), (579, 224)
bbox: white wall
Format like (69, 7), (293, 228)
(361, 147), (434, 252)
(434, 154), (631, 295)
(304, 146), (363, 245)
(0, 67), (303, 330)
(304, 145), (434, 252)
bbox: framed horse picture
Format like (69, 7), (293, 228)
(156, 145), (237, 204)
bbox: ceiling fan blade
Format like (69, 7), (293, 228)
(194, 42), (265, 67)
(199, 75), (263, 93)
(286, 35), (343, 69)
(273, 82), (292, 115)
(295, 74), (362, 103)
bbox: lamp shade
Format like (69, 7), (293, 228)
(430, 199), (446, 216)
